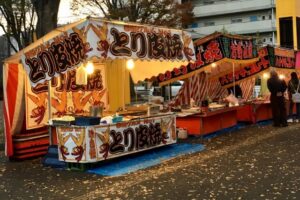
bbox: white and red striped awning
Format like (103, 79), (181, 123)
(171, 72), (255, 107)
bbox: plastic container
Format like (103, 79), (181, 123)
(112, 116), (123, 123)
(178, 128), (188, 139)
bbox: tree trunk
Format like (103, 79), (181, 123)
(32, 0), (60, 39)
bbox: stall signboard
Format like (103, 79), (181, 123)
(21, 19), (195, 87)
(56, 114), (177, 163)
(268, 46), (295, 69)
(152, 33), (258, 85)
(25, 64), (107, 129)
(220, 35), (257, 60)
(219, 47), (270, 87)
(218, 46), (297, 87)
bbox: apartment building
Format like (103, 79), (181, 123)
(186, 0), (276, 45)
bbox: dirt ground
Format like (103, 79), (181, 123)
(0, 120), (299, 199)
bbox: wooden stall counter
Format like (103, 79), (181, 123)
(237, 101), (272, 123)
(237, 100), (295, 124)
(176, 106), (238, 136)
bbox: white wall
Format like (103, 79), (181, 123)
(193, 0), (275, 17)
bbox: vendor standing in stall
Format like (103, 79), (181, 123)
(267, 70), (288, 127)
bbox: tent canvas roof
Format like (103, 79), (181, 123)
(4, 17), (195, 86)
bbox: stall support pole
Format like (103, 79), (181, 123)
(233, 62), (236, 96)
(48, 81), (52, 145)
(169, 84), (172, 101)
(122, 65), (126, 110)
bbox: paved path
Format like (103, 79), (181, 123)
(0, 123), (299, 199)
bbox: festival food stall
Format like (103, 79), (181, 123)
(147, 32), (259, 135)
(3, 17), (196, 161)
(220, 46), (297, 123)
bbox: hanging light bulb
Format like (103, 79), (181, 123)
(76, 64), (87, 85)
(85, 62), (94, 74)
(126, 59), (135, 70)
(263, 73), (269, 79)
(279, 74), (285, 80)
(211, 63), (217, 68)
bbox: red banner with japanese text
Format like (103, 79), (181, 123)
(149, 33), (258, 86)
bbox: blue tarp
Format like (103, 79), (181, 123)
(88, 143), (205, 176)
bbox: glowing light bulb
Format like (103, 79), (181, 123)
(211, 63), (216, 68)
(279, 74), (285, 80)
(126, 59), (135, 70)
(263, 73), (269, 79)
(86, 62), (94, 74)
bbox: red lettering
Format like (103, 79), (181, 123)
(158, 73), (165, 82)
(173, 68), (181, 76)
(180, 65), (188, 74)
(203, 40), (223, 63)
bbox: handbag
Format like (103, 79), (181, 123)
(292, 82), (300, 103)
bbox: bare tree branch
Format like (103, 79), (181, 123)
(71, 0), (194, 28)
(0, 0), (36, 51)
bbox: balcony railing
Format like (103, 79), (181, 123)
(188, 19), (276, 37)
(193, 0), (275, 18)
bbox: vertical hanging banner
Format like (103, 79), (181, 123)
(21, 18), (195, 87)
(149, 33), (258, 86)
(25, 64), (108, 129)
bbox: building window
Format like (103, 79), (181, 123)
(270, 38), (273, 42)
(191, 23), (198, 28)
(263, 38), (266, 42)
(231, 18), (242, 23)
(204, 21), (215, 26)
(203, 0), (214, 5)
(280, 17), (294, 48)
(262, 16), (266, 20)
(250, 16), (258, 22)
(269, 15), (272, 20)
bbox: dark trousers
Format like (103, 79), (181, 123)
(289, 101), (300, 119)
(270, 95), (287, 126)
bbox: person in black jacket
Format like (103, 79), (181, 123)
(267, 70), (288, 127)
(287, 72), (300, 122)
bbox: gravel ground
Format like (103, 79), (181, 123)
(0, 118), (299, 199)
